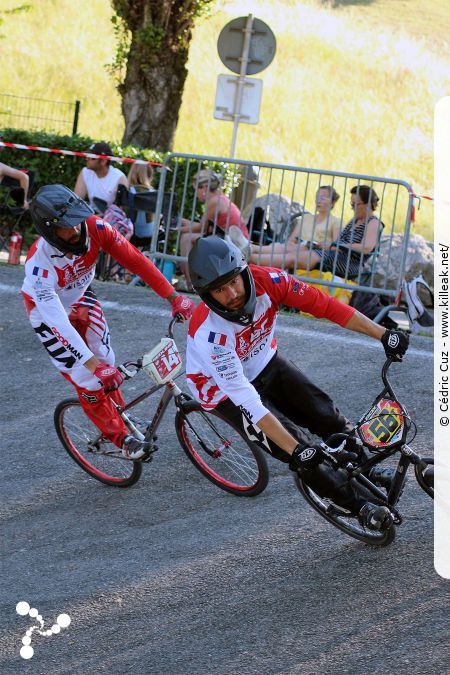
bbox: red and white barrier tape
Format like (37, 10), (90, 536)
(413, 193), (450, 206)
(0, 141), (164, 166)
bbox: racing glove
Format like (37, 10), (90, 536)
(289, 444), (325, 473)
(171, 295), (195, 321)
(93, 363), (124, 392)
(381, 329), (409, 362)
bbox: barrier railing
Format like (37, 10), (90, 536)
(149, 154), (413, 300)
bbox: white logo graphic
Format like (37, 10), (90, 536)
(16, 601), (71, 659)
(387, 334), (399, 348)
(300, 448), (315, 461)
(242, 415), (272, 453)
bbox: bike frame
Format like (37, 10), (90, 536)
(113, 317), (188, 446)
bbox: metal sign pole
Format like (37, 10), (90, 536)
(229, 14), (254, 158)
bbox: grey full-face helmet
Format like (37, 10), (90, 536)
(30, 184), (94, 255)
(188, 236), (256, 326)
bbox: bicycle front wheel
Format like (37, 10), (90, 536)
(294, 473), (396, 547)
(54, 399), (142, 488)
(175, 405), (269, 496)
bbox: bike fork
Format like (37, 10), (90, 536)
(387, 451), (411, 505)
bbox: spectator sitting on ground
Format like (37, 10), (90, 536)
(0, 162), (30, 209)
(74, 141), (127, 213)
(230, 185), (342, 270)
(178, 169), (250, 291)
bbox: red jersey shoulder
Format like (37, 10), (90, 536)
(188, 302), (210, 338)
(250, 264), (290, 295)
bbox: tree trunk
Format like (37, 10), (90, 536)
(120, 43), (189, 151)
(111, 1), (213, 152)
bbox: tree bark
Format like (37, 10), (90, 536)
(120, 45), (188, 151)
(111, 1), (213, 152)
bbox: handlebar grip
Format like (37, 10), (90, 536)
(118, 360), (142, 379)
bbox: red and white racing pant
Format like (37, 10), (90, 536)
(29, 290), (128, 447)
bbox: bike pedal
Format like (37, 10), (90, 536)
(87, 442), (101, 453)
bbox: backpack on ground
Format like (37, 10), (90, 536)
(402, 275), (434, 327)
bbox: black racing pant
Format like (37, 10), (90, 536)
(216, 353), (363, 509)
(217, 353), (352, 463)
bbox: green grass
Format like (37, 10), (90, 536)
(2, 0), (447, 240)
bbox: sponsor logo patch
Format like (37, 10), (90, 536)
(387, 334), (399, 348)
(300, 447), (315, 461)
(81, 392), (98, 404)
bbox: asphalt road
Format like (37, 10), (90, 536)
(0, 263), (445, 675)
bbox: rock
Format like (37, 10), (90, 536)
(244, 193), (305, 239)
(374, 233), (434, 295)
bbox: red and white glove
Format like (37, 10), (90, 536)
(171, 295), (195, 322)
(93, 363), (124, 392)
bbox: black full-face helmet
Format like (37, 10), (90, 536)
(30, 184), (94, 255)
(188, 236), (256, 326)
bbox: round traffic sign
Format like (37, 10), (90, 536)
(217, 16), (276, 76)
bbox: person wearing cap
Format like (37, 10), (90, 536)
(74, 141), (127, 213)
(178, 169), (250, 291)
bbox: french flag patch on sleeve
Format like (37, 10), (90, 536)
(269, 271), (282, 283)
(208, 331), (227, 346)
(32, 266), (49, 278)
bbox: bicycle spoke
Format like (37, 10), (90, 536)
(177, 408), (268, 495)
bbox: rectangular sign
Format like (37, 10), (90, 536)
(214, 74), (263, 124)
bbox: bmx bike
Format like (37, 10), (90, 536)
(294, 358), (434, 547)
(54, 317), (269, 495)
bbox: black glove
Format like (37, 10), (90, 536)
(289, 444), (324, 473)
(381, 329), (409, 362)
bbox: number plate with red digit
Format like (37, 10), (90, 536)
(358, 398), (404, 448)
(142, 338), (182, 384)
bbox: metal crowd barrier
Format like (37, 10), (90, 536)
(148, 153), (414, 301)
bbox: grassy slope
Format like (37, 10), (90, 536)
(2, 0), (448, 239)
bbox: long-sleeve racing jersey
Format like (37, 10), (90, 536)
(186, 265), (355, 424)
(21, 214), (174, 366)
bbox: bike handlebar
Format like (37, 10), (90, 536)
(167, 314), (182, 339)
(381, 358), (396, 397)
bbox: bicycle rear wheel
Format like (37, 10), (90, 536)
(54, 399), (142, 487)
(294, 473), (396, 546)
(175, 405), (269, 496)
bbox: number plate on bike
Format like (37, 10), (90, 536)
(142, 338), (182, 384)
(357, 398), (405, 449)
